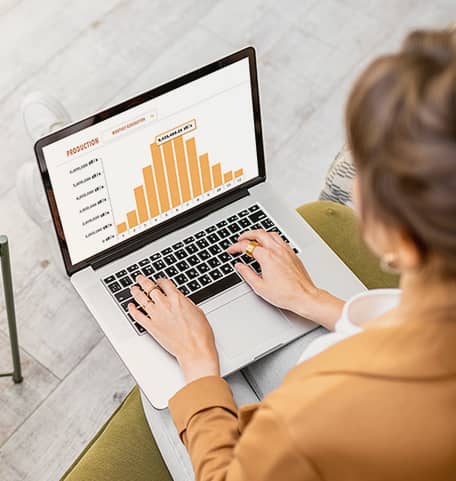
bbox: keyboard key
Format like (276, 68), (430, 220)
(229, 235), (238, 244)
(176, 260), (190, 271)
(132, 270), (142, 281)
(161, 247), (172, 255)
(196, 238), (209, 249)
(207, 233), (219, 243)
(119, 276), (133, 288)
(174, 273), (188, 285)
(221, 263), (234, 275)
(205, 225), (216, 233)
(217, 227), (230, 239)
(172, 241), (184, 250)
(186, 244), (198, 255)
(187, 280), (201, 292)
(187, 255), (200, 266)
(196, 263), (210, 274)
(228, 223), (241, 233)
(165, 266), (178, 277)
(154, 271), (166, 279)
(179, 285), (190, 296)
(188, 272), (242, 305)
(138, 258), (150, 267)
(251, 223), (261, 230)
(248, 204), (260, 212)
(216, 220), (227, 228)
(186, 268), (199, 280)
(293, 247), (299, 254)
(198, 249), (211, 261)
(134, 322), (146, 334)
(115, 269), (128, 278)
(114, 288), (132, 303)
(175, 249), (187, 260)
(121, 299), (138, 312)
(183, 235), (195, 245)
(251, 261), (262, 273)
(208, 257), (221, 268)
(103, 275), (116, 284)
(267, 226), (281, 234)
(195, 230), (205, 239)
(249, 211), (266, 222)
(227, 214), (238, 222)
(209, 268), (223, 281)
(142, 265), (154, 277)
(209, 245), (222, 255)
(108, 281), (122, 293)
(239, 218), (251, 228)
(164, 254), (177, 265)
(127, 264), (139, 273)
(238, 209), (249, 217)
(261, 218), (274, 229)
(152, 259), (166, 270)
(219, 239), (231, 250)
(218, 252), (231, 263)
(198, 274), (211, 286)
(281, 234), (289, 243)
(150, 253), (161, 261)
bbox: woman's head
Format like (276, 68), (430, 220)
(346, 28), (456, 279)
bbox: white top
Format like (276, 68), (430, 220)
(297, 289), (402, 364)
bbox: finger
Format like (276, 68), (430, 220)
(269, 231), (286, 245)
(235, 262), (264, 291)
(130, 286), (155, 314)
(135, 274), (157, 293)
(128, 303), (155, 331)
(237, 229), (279, 248)
(156, 277), (179, 297)
(227, 240), (268, 261)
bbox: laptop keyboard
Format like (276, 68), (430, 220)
(102, 204), (298, 335)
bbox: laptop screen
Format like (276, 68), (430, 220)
(41, 56), (260, 267)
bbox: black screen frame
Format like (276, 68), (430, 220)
(34, 47), (266, 276)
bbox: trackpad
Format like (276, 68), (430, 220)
(207, 292), (291, 359)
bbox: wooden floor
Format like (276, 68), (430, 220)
(0, 1), (454, 479)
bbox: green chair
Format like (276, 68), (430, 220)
(61, 201), (398, 481)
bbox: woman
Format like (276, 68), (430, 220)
(129, 29), (456, 480)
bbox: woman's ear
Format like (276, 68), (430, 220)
(396, 230), (422, 271)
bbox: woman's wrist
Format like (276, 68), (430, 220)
(178, 352), (220, 384)
(290, 288), (345, 331)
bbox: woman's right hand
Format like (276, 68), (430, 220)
(227, 230), (344, 331)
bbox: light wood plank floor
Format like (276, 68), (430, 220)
(0, 1), (454, 479)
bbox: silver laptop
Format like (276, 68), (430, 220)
(35, 48), (365, 409)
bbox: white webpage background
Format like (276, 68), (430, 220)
(43, 58), (259, 265)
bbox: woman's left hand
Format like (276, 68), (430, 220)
(128, 275), (220, 383)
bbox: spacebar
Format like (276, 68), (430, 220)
(188, 273), (243, 305)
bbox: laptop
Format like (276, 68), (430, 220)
(34, 47), (365, 409)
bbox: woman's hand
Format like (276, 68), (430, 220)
(128, 275), (220, 383)
(227, 230), (344, 330)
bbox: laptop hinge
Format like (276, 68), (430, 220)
(91, 187), (251, 271)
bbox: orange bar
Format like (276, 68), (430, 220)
(212, 163), (222, 187)
(150, 143), (170, 212)
(234, 168), (244, 178)
(117, 222), (127, 234)
(223, 171), (233, 183)
(173, 136), (191, 202)
(134, 185), (149, 223)
(162, 141), (181, 208)
(142, 166), (160, 218)
(185, 137), (202, 197)
(199, 153), (212, 192)
(126, 210), (138, 228)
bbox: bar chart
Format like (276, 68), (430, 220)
(115, 122), (244, 234)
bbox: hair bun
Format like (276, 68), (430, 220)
(402, 30), (456, 67)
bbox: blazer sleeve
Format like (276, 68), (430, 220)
(169, 376), (321, 481)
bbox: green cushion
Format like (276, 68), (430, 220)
(61, 200), (398, 481)
(61, 387), (172, 481)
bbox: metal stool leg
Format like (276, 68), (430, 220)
(0, 235), (23, 383)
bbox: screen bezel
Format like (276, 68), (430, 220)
(34, 47), (266, 276)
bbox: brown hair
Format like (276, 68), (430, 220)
(346, 29), (456, 277)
